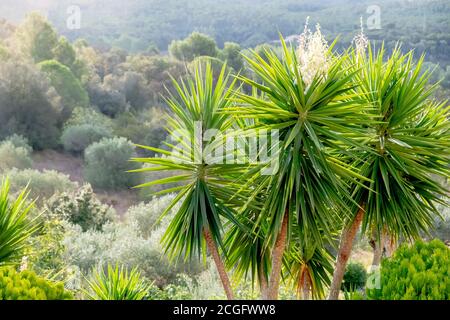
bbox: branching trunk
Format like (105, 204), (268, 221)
(203, 228), (234, 300)
(266, 211), (289, 300)
(328, 207), (365, 300)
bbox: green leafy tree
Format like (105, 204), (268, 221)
(0, 61), (62, 149)
(219, 42), (244, 72)
(132, 62), (239, 299)
(14, 12), (58, 63)
(169, 32), (218, 61)
(39, 60), (89, 118)
(231, 36), (370, 299)
(329, 47), (450, 299)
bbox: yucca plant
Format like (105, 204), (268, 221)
(84, 264), (151, 300)
(131, 62), (242, 299)
(0, 178), (39, 265)
(328, 46), (450, 299)
(229, 30), (372, 299)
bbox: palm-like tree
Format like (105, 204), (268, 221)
(328, 46), (450, 299)
(230, 37), (371, 299)
(132, 62), (241, 299)
(0, 178), (39, 265)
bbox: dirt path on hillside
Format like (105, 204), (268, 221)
(32, 150), (139, 216)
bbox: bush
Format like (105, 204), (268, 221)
(0, 141), (33, 173)
(64, 196), (202, 287)
(61, 124), (112, 154)
(2, 134), (33, 153)
(125, 195), (175, 238)
(3, 169), (77, 205)
(83, 137), (141, 190)
(342, 262), (367, 292)
(367, 240), (450, 300)
(46, 184), (115, 231)
(0, 267), (72, 300)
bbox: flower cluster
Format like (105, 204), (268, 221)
(297, 17), (330, 89)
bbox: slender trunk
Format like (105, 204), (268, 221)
(259, 272), (269, 300)
(266, 211), (289, 300)
(299, 266), (312, 300)
(328, 207), (365, 300)
(203, 228), (234, 300)
(371, 239), (383, 266)
(383, 231), (396, 258)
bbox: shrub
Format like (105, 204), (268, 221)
(65, 107), (113, 130)
(125, 195), (175, 238)
(3, 169), (77, 205)
(84, 264), (151, 300)
(342, 262), (368, 292)
(64, 196), (202, 287)
(0, 267), (72, 300)
(367, 240), (450, 300)
(83, 137), (141, 190)
(61, 124), (112, 154)
(0, 179), (39, 265)
(46, 184), (115, 231)
(0, 141), (33, 173)
(2, 134), (33, 153)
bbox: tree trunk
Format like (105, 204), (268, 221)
(371, 239), (383, 266)
(203, 228), (234, 300)
(259, 272), (269, 300)
(328, 207), (365, 300)
(266, 211), (289, 300)
(299, 266), (312, 300)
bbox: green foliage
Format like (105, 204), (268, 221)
(84, 264), (152, 300)
(61, 124), (113, 154)
(169, 32), (218, 61)
(0, 141), (33, 173)
(0, 267), (73, 300)
(46, 184), (115, 232)
(64, 195), (202, 287)
(125, 196), (175, 238)
(352, 47), (450, 241)
(65, 107), (113, 130)
(15, 12), (58, 63)
(28, 218), (68, 279)
(342, 262), (367, 292)
(0, 61), (62, 149)
(3, 169), (77, 206)
(113, 109), (167, 156)
(39, 59), (89, 117)
(83, 137), (141, 190)
(132, 62), (240, 261)
(2, 135), (32, 153)
(52, 36), (86, 79)
(368, 240), (450, 300)
(0, 179), (39, 265)
(218, 42), (244, 72)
